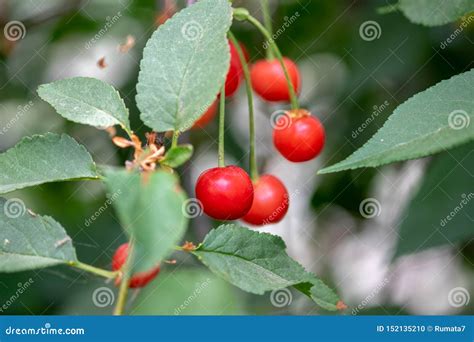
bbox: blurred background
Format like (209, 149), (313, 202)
(0, 0), (473, 315)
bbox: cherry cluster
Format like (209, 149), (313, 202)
(195, 40), (326, 225)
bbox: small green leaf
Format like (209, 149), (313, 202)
(161, 144), (193, 168)
(136, 0), (232, 133)
(394, 143), (474, 258)
(319, 70), (474, 174)
(0, 133), (99, 194)
(193, 224), (341, 311)
(132, 269), (246, 315)
(104, 169), (188, 273)
(38, 77), (132, 135)
(0, 197), (77, 272)
(398, 0), (474, 26)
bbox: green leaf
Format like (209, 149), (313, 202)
(0, 133), (99, 194)
(0, 197), (77, 272)
(161, 144), (193, 168)
(104, 169), (188, 273)
(319, 69), (474, 174)
(193, 224), (341, 311)
(37, 77), (132, 135)
(398, 0), (474, 26)
(136, 0), (232, 133)
(132, 269), (246, 315)
(394, 143), (474, 257)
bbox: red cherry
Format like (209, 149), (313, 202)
(242, 175), (289, 226)
(192, 99), (218, 129)
(195, 165), (254, 220)
(250, 57), (300, 102)
(273, 109), (325, 162)
(224, 40), (245, 98)
(112, 243), (160, 289)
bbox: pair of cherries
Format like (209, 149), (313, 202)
(195, 109), (324, 225)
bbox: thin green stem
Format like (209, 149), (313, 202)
(245, 14), (299, 110)
(171, 130), (180, 148)
(70, 261), (118, 279)
(229, 32), (258, 181)
(261, 0), (274, 59)
(113, 271), (130, 315)
(113, 241), (133, 315)
(218, 84), (226, 167)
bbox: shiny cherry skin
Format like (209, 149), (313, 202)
(195, 165), (254, 220)
(273, 109), (325, 162)
(192, 99), (218, 129)
(242, 175), (289, 226)
(250, 57), (300, 102)
(112, 243), (161, 289)
(224, 40), (245, 98)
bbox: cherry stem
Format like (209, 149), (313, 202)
(113, 242), (134, 316)
(261, 0), (274, 60)
(218, 84), (226, 167)
(244, 14), (299, 110)
(228, 32), (259, 181)
(171, 130), (179, 148)
(69, 261), (118, 279)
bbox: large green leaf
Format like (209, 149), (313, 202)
(319, 69), (474, 174)
(136, 0), (232, 133)
(193, 224), (341, 311)
(38, 77), (132, 135)
(104, 169), (188, 273)
(0, 133), (99, 194)
(398, 0), (474, 26)
(395, 143), (474, 257)
(0, 197), (77, 272)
